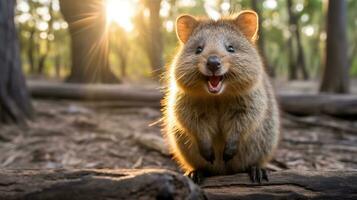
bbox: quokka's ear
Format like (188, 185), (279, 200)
(176, 14), (198, 43)
(233, 10), (259, 42)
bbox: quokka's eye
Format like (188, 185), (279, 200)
(195, 46), (203, 54)
(226, 45), (235, 53)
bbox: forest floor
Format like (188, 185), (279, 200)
(1, 80), (357, 174)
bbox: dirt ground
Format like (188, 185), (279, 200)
(1, 98), (357, 174)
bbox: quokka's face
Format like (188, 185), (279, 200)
(173, 11), (264, 96)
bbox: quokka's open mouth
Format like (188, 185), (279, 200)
(207, 75), (223, 94)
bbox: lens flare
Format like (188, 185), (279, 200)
(105, 0), (134, 32)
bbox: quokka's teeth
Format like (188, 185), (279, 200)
(207, 79), (222, 94)
(208, 76), (221, 87)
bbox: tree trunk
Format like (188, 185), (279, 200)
(349, 38), (357, 67)
(59, 0), (119, 83)
(287, 0), (309, 80)
(287, 0), (297, 80)
(320, 0), (349, 93)
(0, 0), (33, 124)
(147, 0), (164, 78)
(119, 54), (127, 78)
(251, 0), (275, 77)
(55, 55), (61, 78)
(37, 1), (54, 75)
(110, 25), (128, 78)
(27, 1), (38, 74)
(287, 35), (297, 80)
(27, 27), (36, 73)
(142, 0), (164, 79)
(295, 23), (309, 80)
(37, 55), (46, 75)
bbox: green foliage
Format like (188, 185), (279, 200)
(347, 0), (357, 76)
(16, 0), (70, 78)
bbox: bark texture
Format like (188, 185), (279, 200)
(202, 170), (357, 200)
(59, 0), (119, 83)
(320, 0), (349, 93)
(0, 0), (33, 124)
(0, 169), (356, 200)
(0, 169), (204, 200)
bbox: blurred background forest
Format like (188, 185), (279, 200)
(14, 0), (357, 83)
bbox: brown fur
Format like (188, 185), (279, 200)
(162, 11), (280, 176)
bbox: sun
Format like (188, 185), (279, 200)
(105, 0), (135, 32)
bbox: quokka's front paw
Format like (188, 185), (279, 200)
(199, 146), (215, 164)
(223, 142), (238, 162)
(248, 166), (269, 183)
(187, 170), (205, 184)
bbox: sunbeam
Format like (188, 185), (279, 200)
(105, 0), (135, 32)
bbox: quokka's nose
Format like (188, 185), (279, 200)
(206, 56), (221, 73)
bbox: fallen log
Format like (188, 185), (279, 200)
(28, 81), (162, 102)
(278, 93), (357, 118)
(0, 169), (204, 200)
(28, 81), (357, 117)
(0, 169), (356, 200)
(283, 114), (357, 135)
(201, 170), (357, 200)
